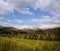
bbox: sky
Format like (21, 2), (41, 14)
(0, 0), (60, 29)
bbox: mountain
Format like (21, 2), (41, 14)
(0, 26), (60, 40)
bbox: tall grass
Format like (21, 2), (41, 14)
(0, 37), (60, 51)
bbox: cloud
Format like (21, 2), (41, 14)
(0, 15), (60, 29)
(0, 0), (60, 29)
(29, 15), (60, 28)
(0, 0), (13, 15)
(38, 24), (60, 29)
(15, 25), (33, 29)
(14, 19), (23, 23)
(0, 17), (4, 20)
(0, 21), (33, 29)
(6, 19), (23, 23)
(29, 16), (60, 24)
(7, 20), (12, 22)
(0, 0), (60, 15)
(0, 0), (36, 15)
(33, 0), (60, 16)
(6, 0), (36, 15)
(0, 21), (14, 27)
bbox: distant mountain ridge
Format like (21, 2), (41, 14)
(0, 26), (60, 40)
(0, 26), (60, 34)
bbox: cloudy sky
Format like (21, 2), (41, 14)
(0, 0), (60, 29)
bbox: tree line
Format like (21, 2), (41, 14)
(0, 26), (60, 41)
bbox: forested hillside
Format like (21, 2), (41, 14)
(0, 26), (60, 41)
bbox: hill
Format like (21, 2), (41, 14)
(0, 26), (60, 40)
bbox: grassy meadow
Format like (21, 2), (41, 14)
(0, 37), (60, 51)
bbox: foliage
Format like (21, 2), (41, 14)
(0, 37), (60, 51)
(0, 26), (60, 40)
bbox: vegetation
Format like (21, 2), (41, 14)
(0, 37), (60, 51)
(0, 26), (60, 51)
(0, 26), (60, 41)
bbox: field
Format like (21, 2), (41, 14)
(0, 37), (60, 51)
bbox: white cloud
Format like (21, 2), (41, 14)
(0, 0), (60, 15)
(0, 16), (60, 29)
(33, 0), (60, 16)
(0, 21), (14, 27)
(12, 15), (16, 18)
(6, 0), (36, 15)
(0, 0), (60, 29)
(0, 0), (35, 15)
(15, 25), (33, 29)
(29, 16), (60, 24)
(14, 19), (23, 23)
(7, 20), (12, 22)
(29, 15), (60, 28)
(0, 0), (13, 15)
(0, 21), (33, 29)
(0, 17), (4, 20)
(38, 24), (60, 29)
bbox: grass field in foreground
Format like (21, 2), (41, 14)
(0, 37), (60, 51)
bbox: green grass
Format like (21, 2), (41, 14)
(0, 37), (60, 51)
